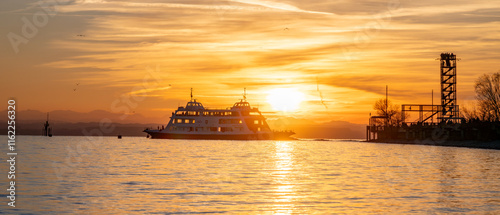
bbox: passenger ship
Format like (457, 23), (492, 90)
(144, 89), (295, 140)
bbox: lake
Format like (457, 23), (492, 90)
(2, 136), (499, 214)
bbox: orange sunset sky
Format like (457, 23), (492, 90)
(1, 0), (500, 125)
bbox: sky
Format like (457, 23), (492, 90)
(1, 0), (500, 125)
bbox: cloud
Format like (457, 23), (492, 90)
(394, 8), (500, 24)
(2, 0), (500, 123)
(127, 86), (172, 96)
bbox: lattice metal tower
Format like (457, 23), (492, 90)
(440, 53), (458, 123)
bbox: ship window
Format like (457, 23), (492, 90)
(239, 120), (242, 124)
(250, 112), (260, 116)
(258, 127), (261, 131)
(220, 127), (232, 132)
(217, 127), (221, 132)
(189, 127), (193, 132)
(254, 120), (259, 125)
(183, 119), (188, 123)
(192, 119), (196, 124)
(176, 119), (182, 123)
(210, 127), (217, 132)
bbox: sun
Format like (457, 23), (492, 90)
(266, 88), (305, 112)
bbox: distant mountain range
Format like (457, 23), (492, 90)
(0, 109), (165, 137)
(266, 117), (366, 139)
(1, 109), (366, 139)
(1, 109), (168, 124)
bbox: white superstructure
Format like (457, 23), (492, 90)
(144, 89), (284, 140)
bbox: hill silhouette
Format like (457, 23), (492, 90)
(1, 109), (366, 139)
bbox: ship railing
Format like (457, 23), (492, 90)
(203, 107), (232, 110)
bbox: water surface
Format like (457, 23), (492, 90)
(2, 136), (499, 214)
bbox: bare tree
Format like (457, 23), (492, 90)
(461, 101), (479, 120)
(373, 98), (406, 126)
(475, 72), (500, 121)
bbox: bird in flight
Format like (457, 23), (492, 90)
(73, 82), (80, 92)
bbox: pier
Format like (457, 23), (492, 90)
(367, 53), (499, 149)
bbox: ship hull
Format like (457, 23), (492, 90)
(145, 130), (272, 140)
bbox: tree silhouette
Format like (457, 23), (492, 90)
(373, 98), (406, 126)
(474, 72), (500, 121)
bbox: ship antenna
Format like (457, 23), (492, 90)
(190, 88), (193, 101)
(243, 88), (247, 101)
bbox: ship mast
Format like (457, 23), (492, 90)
(190, 88), (193, 102)
(243, 88), (247, 101)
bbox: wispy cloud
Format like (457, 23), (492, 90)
(2, 0), (500, 123)
(127, 86), (172, 96)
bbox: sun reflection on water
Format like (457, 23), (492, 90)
(272, 141), (297, 214)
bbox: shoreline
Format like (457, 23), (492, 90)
(367, 139), (500, 150)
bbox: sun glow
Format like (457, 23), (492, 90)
(266, 88), (305, 112)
